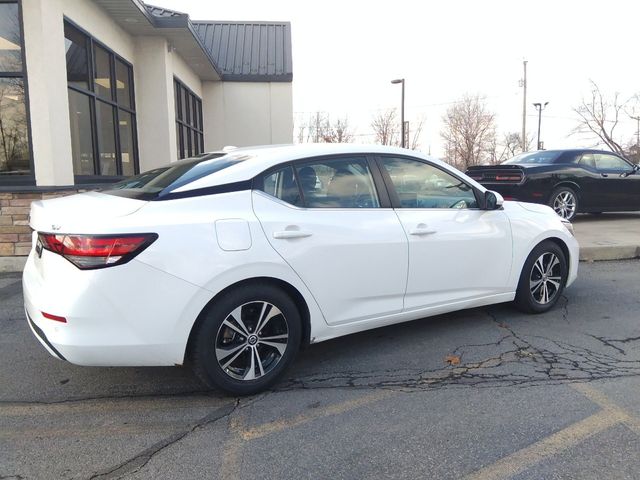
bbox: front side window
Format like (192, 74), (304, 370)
(64, 21), (138, 179)
(380, 157), (478, 209)
(595, 153), (631, 172)
(0, 1), (31, 179)
(174, 79), (203, 159)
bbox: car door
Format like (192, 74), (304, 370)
(376, 155), (513, 310)
(593, 153), (639, 210)
(252, 155), (408, 326)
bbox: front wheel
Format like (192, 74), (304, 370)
(190, 283), (301, 395)
(514, 241), (568, 314)
(549, 187), (578, 221)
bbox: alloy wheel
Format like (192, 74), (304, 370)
(215, 301), (289, 381)
(529, 252), (562, 305)
(552, 191), (576, 219)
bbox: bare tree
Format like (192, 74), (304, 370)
(572, 80), (628, 156)
(371, 109), (399, 146)
(296, 112), (355, 143)
(409, 115), (425, 150)
(440, 94), (496, 170)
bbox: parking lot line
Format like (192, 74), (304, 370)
(465, 382), (640, 480)
(571, 382), (640, 435)
(464, 409), (623, 480)
(240, 390), (393, 441)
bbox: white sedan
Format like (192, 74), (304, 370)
(23, 144), (579, 395)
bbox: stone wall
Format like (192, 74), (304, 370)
(0, 190), (80, 256)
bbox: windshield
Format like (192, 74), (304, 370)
(102, 153), (242, 200)
(502, 151), (562, 165)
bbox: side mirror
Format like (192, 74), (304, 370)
(484, 190), (504, 210)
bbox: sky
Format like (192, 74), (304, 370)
(154, 0), (640, 158)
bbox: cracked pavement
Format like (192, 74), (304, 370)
(2, 260), (640, 479)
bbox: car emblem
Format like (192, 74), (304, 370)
(51, 224), (61, 231)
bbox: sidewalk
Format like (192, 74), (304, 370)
(573, 212), (640, 261)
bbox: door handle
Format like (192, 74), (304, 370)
(600, 173), (609, 178)
(273, 230), (313, 239)
(409, 224), (437, 236)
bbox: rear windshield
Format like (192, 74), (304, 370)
(502, 151), (562, 165)
(102, 153), (242, 200)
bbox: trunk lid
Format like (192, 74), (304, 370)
(30, 191), (148, 233)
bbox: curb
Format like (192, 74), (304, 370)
(579, 245), (640, 262)
(0, 256), (27, 273)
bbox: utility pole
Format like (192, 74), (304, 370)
(315, 111), (320, 142)
(521, 60), (527, 152)
(631, 115), (640, 150)
(391, 78), (406, 148)
(533, 102), (549, 150)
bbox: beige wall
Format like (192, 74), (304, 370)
(202, 82), (293, 151)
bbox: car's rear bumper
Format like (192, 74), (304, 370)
(22, 249), (208, 367)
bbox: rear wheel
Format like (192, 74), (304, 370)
(514, 241), (568, 314)
(549, 187), (578, 220)
(191, 283), (301, 395)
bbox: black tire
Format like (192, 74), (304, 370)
(190, 283), (301, 395)
(514, 241), (568, 314)
(548, 186), (578, 221)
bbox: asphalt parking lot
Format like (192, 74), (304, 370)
(2, 260), (640, 480)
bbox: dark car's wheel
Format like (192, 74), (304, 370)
(514, 241), (568, 314)
(549, 187), (578, 220)
(191, 283), (301, 395)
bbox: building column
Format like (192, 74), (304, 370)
(22, 0), (74, 186)
(133, 37), (177, 170)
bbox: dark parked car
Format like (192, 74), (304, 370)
(466, 149), (640, 220)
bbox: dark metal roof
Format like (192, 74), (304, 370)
(93, 1), (292, 82)
(192, 22), (292, 82)
(145, 4), (184, 18)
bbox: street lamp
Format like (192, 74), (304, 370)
(391, 78), (405, 148)
(533, 101), (549, 150)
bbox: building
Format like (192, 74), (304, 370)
(0, 0), (293, 269)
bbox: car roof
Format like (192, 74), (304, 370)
(172, 143), (484, 193)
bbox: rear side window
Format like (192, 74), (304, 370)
(262, 167), (303, 206)
(259, 157), (380, 208)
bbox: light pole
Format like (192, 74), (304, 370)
(391, 78), (405, 148)
(533, 101), (548, 150)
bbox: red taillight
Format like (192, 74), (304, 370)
(41, 311), (67, 323)
(38, 233), (158, 269)
(495, 175), (523, 182)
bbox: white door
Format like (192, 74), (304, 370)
(377, 156), (513, 310)
(252, 156), (408, 325)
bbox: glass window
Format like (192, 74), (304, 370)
(0, 78), (30, 175)
(68, 88), (95, 175)
(115, 58), (131, 108)
(174, 78), (204, 160)
(64, 21), (138, 178)
(0, 3), (22, 72)
(64, 23), (89, 90)
(579, 154), (596, 169)
(503, 151), (562, 165)
(295, 157), (379, 208)
(103, 153), (233, 200)
(595, 153), (631, 172)
(93, 45), (112, 100)
(380, 157), (478, 209)
(118, 110), (135, 176)
(262, 166), (303, 206)
(95, 100), (116, 175)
